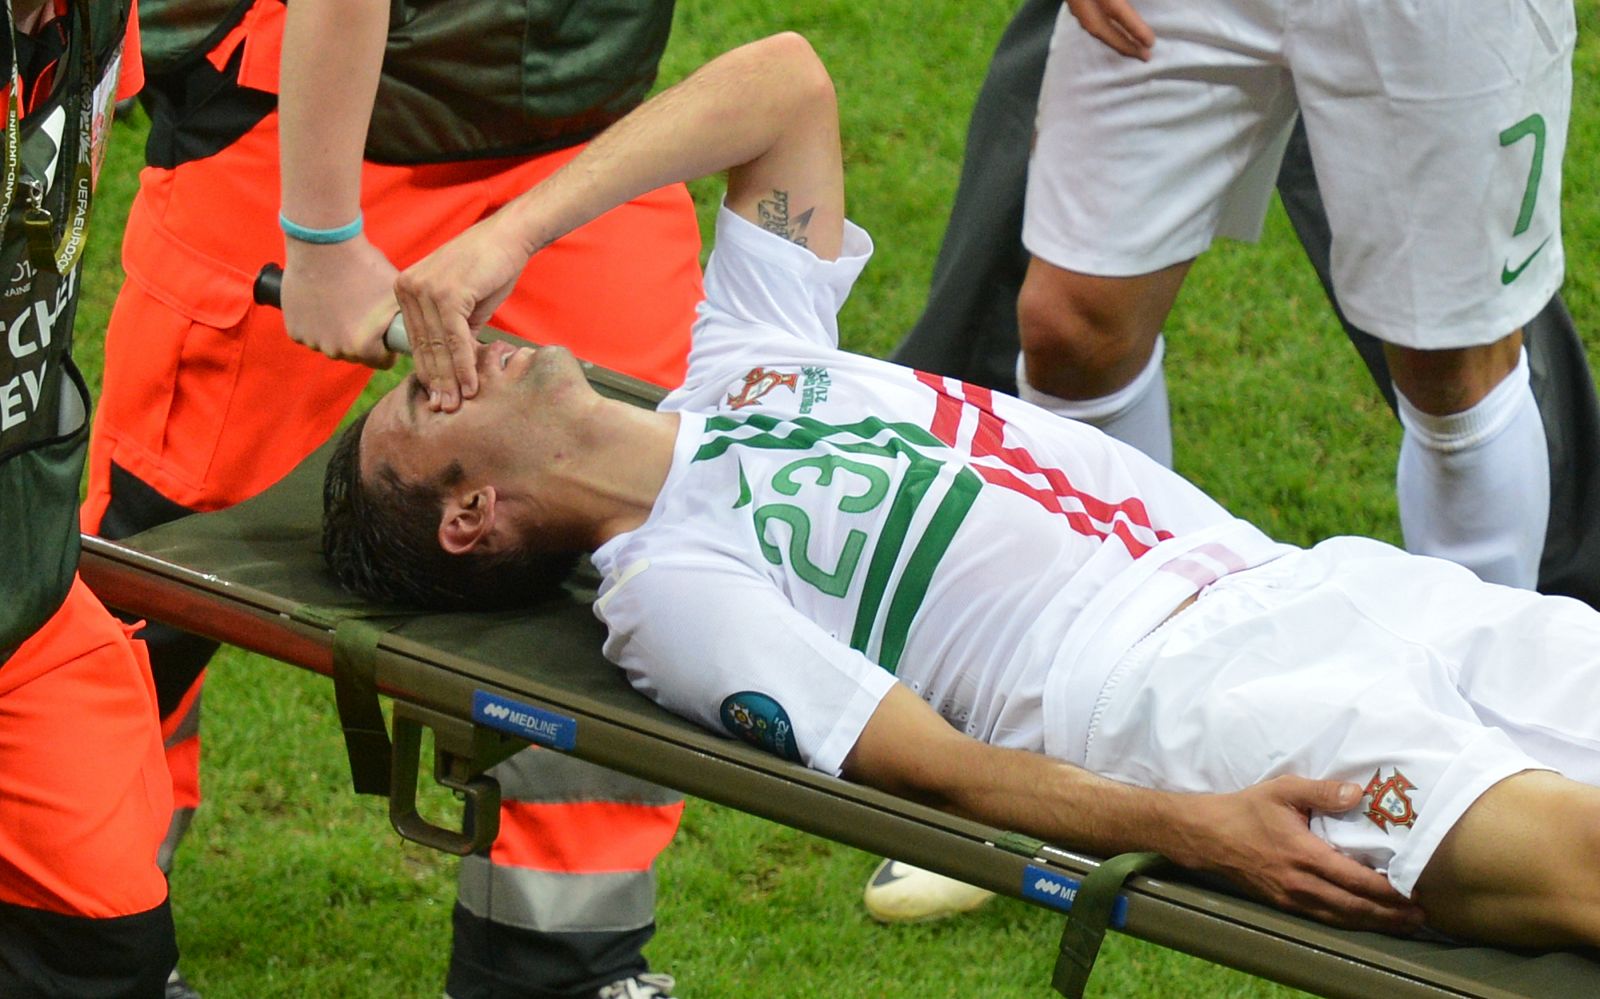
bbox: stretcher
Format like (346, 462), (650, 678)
(78, 360), (1600, 999)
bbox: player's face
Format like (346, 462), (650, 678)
(359, 339), (588, 488)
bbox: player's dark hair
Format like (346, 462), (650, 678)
(321, 411), (579, 611)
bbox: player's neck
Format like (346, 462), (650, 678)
(559, 403), (680, 548)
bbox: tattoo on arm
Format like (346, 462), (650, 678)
(756, 190), (814, 246)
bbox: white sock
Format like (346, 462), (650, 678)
(1016, 336), (1173, 467)
(1395, 349), (1549, 588)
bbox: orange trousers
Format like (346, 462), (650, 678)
(0, 578), (172, 918)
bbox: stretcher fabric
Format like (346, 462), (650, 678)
(78, 400), (1600, 999)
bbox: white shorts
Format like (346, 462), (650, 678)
(1081, 537), (1600, 897)
(1023, 0), (1575, 348)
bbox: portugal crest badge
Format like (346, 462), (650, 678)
(727, 367), (799, 409)
(1362, 768), (1419, 832)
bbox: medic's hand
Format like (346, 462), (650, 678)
(1064, 0), (1155, 60)
(282, 236), (401, 368)
(393, 214), (532, 413)
(1172, 777), (1427, 933)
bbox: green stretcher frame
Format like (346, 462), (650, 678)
(78, 361), (1600, 999)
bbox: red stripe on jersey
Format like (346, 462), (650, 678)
(973, 464), (1152, 554)
(915, 370), (964, 445)
(920, 375), (1172, 552)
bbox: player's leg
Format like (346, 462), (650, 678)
(0, 580), (178, 995)
(1412, 771), (1600, 948)
(1293, 0), (1575, 589)
(1081, 537), (1600, 933)
(1016, 259), (1184, 464)
(1018, 0), (1294, 467)
(1275, 119), (1600, 608)
(1386, 335), (1549, 587)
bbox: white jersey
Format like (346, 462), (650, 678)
(592, 208), (1289, 775)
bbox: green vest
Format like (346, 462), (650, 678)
(368, 0), (674, 163)
(135, 0), (250, 78)
(136, 0), (675, 164)
(0, 0), (134, 658)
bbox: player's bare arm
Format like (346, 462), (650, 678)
(755, 190), (817, 247)
(843, 684), (1426, 933)
(1065, 0), (1155, 60)
(394, 32), (846, 411)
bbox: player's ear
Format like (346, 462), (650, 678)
(439, 487), (497, 555)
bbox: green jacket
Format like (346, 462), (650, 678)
(136, 0), (675, 163)
(0, 0), (137, 657)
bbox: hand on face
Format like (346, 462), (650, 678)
(394, 214), (536, 413)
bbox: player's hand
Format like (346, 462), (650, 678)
(1174, 777), (1426, 933)
(282, 236), (401, 368)
(393, 214), (532, 412)
(1065, 0), (1155, 60)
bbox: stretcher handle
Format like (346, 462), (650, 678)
(389, 708), (502, 857)
(253, 263), (412, 355)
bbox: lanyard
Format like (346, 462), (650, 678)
(6, 0), (99, 276)
(0, 3), (25, 249)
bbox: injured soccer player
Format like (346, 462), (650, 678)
(321, 34), (1600, 948)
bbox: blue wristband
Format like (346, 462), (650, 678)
(279, 211), (364, 244)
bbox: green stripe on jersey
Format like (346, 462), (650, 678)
(849, 457), (941, 659)
(876, 467), (981, 674)
(695, 413), (944, 462)
(696, 412), (981, 675)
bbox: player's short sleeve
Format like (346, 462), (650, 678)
(669, 206), (873, 402)
(594, 555), (897, 776)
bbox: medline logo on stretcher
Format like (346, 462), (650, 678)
(1021, 865), (1130, 928)
(472, 691), (578, 751)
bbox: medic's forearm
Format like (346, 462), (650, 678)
(279, 0), (389, 231)
(490, 32), (845, 262)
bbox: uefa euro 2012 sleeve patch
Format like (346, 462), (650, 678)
(720, 691), (800, 761)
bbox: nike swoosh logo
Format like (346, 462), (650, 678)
(1502, 237), (1551, 285)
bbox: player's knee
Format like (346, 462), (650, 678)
(1017, 270), (1148, 393)
(1384, 330), (1524, 416)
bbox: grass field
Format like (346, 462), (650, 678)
(68, 2), (1600, 996)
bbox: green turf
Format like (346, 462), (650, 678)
(66, 2), (1600, 995)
